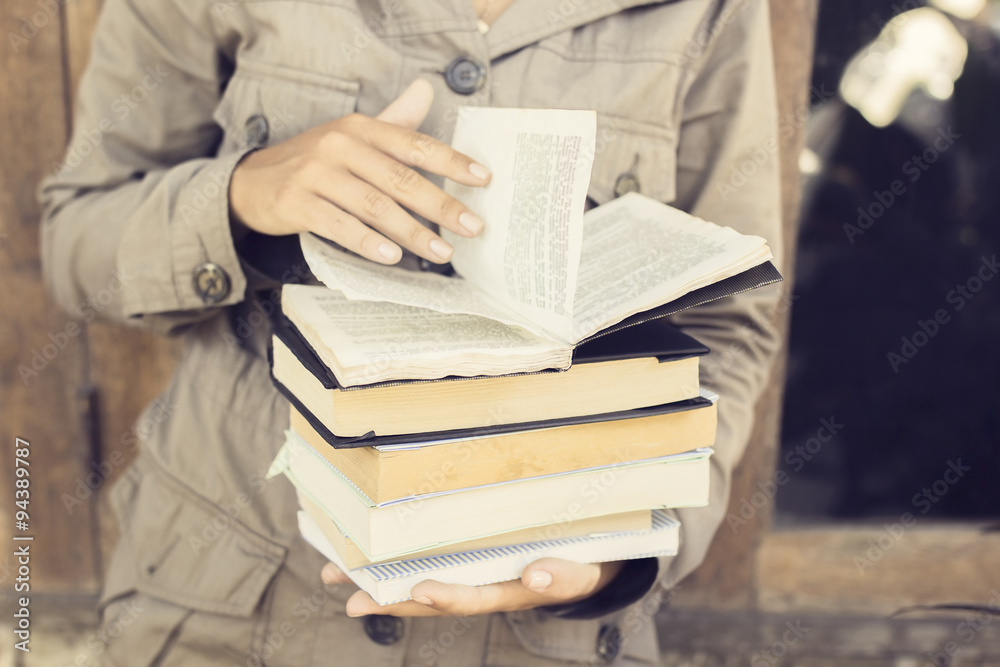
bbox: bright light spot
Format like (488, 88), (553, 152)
(841, 8), (968, 127)
(799, 148), (822, 176)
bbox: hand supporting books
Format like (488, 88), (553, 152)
(229, 79), (491, 265)
(320, 558), (624, 617)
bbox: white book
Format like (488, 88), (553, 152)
(299, 507), (680, 605)
(267, 429), (710, 560)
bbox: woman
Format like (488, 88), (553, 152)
(40, 0), (784, 664)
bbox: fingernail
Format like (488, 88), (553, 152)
(414, 595), (434, 605)
(469, 162), (490, 181)
(527, 570), (552, 592)
(378, 243), (400, 261)
(459, 212), (484, 235)
(429, 239), (453, 261)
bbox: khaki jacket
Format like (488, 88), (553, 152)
(40, 0), (784, 664)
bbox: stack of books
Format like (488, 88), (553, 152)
(266, 107), (781, 605)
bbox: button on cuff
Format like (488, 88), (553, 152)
(192, 262), (231, 304)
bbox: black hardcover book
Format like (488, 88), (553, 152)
(269, 312), (713, 448)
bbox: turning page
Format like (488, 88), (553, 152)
(444, 107), (596, 343)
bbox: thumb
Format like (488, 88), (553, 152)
(376, 78), (435, 129)
(521, 558), (604, 600)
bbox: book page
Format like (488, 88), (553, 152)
(284, 285), (571, 385)
(443, 107), (596, 343)
(571, 194), (772, 342)
(300, 234), (553, 341)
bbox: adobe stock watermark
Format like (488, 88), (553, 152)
(237, 582), (345, 667)
(926, 589), (1000, 667)
(18, 268), (133, 385)
(50, 65), (172, 178)
(702, 289), (798, 385)
(7, 0), (73, 53)
(411, 616), (481, 666)
(339, 0), (413, 62)
(61, 398), (176, 514)
(844, 126), (960, 244)
(726, 416), (843, 533)
(187, 467), (273, 555)
(750, 619), (811, 667)
(888, 255), (998, 373)
(58, 595), (144, 666)
(718, 83), (837, 201)
(854, 459), (970, 574)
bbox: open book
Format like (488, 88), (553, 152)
(291, 107), (779, 386)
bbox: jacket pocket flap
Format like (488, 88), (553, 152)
(213, 59), (360, 155)
(121, 465), (286, 617)
(587, 115), (677, 207)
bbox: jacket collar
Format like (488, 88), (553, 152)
(484, 0), (677, 58)
(379, 0), (677, 60)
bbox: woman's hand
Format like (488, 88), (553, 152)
(320, 558), (625, 617)
(229, 79), (490, 265)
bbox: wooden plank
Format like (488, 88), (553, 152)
(64, 0), (103, 106)
(757, 525), (1000, 616)
(672, 0), (818, 609)
(657, 608), (1000, 663)
(0, 1), (99, 592)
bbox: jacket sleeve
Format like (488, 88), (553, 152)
(660, 0), (786, 593)
(535, 0), (787, 624)
(39, 0), (255, 336)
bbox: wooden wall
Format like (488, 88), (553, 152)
(1, 0), (181, 598)
(0, 0), (814, 602)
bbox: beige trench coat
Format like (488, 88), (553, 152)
(40, 0), (784, 664)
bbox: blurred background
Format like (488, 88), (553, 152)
(1, 0), (998, 665)
(778, 0), (1000, 521)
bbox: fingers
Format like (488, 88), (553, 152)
(345, 144), (485, 240)
(285, 187), (403, 264)
(376, 78), (435, 130)
(231, 79), (492, 264)
(321, 562), (353, 586)
(356, 115), (491, 189)
(519, 558), (605, 602)
(346, 590), (443, 618)
(345, 559), (610, 618)
(314, 167), (454, 263)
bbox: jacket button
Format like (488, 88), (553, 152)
(444, 56), (486, 95)
(596, 624), (623, 662)
(613, 172), (641, 198)
(192, 262), (231, 304)
(245, 113), (270, 147)
(363, 615), (404, 645)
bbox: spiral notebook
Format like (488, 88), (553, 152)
(299, 507), (679, 605)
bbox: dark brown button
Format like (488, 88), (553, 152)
(444, 56), (486, 95)
(596, 624), (622, 662)
(363, 615), (404, 645)
(245, 113), (270, 147)
(613, 172), (640, 198)
(192, 262), (231, 304)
